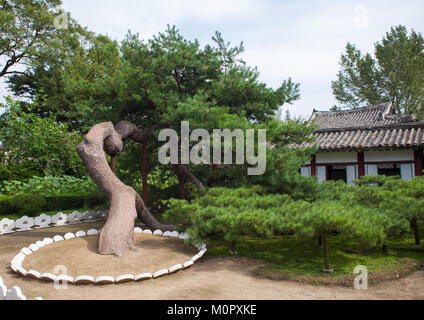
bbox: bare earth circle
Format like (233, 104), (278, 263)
(22, 234), (198, 278)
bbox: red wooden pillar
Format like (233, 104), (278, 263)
(110, 156), (116, 174)
(311, 155), (317, 176)
(414, 149), (423, 177)
(357, 152), (365, 178)
(141, 143), (148, 206)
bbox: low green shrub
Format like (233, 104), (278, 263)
(9, 194), (46, 217)
(0, 192), (108, 217)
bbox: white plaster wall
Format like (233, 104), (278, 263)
(365, 164), (378, 175)
(316, 152), (357, 164)
(347, 165), (358, 186)
(300, 167), (311, 177)
(317, 166), (326, 183)
(400, 164), (414, 181)
(364, 150), (414, 162)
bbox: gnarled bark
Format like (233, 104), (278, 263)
(77, 121), (174, 256)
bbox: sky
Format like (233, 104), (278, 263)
(1, 0), (424, 118)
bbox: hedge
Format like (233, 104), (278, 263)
(0, 193), (108, 217)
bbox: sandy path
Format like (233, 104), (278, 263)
(1, 222), (423, 300)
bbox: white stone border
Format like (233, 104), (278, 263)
(10, 227), (207, 286)
(0, 210), (109, 235)
(0, 275), (42, 300)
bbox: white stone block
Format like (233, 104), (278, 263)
(26, 270), (41, 279)
(10, 262), (19, 273)
(81, 211), (96, 221)
(6, 286), (26, 300)
(40, 273), (57, 282)
(153, 230), (163, 236)
(168, 264), (183, 274)
(98, 210), (108, 220)
(35, 240), (45, 248)
(13, 253), (26, 263)
(191, 254), (202, 263)
(29, 243), (39, 252)
(53, 235), (64, 242)
(74, 275), (95, 285)
(142, 229), (153, 235)
(0, 218), (16, 234)
(134, 227), (143, 234)
(135, 273), (152, 282)
(178, 233), (189, 240)
(51, 212), (68, 226)
(87, 229), (98, 236)
(15, 216), (34, 231)
(20, 247), (32, 256)
(153, 269), (168, 279)
(196, 243), (207, 250)
(42, 238), (54, 246)
(183, 260), (194, 269)
(115, 274), (135, 284)
(33, 297), (44, 300)
(56, 275), (74, 284)
(17, 266), (27, 277)
(34, 214), (52, 228)
(198, 248), (208, 258)
(68, 211), (82, 224)
(0, 276), (3, 286)
(170, 231), (180, 238)
(0, 284), (7, 300)
(96, 276), (115, 285)
(64, 232), (75, 240)
(75, 231), (87, 238)
(162, 231), (172, 237)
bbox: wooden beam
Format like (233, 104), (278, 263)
(311, 155), (317, 176)
(357, 152), (365, 178)
(414, 149), (423, 177)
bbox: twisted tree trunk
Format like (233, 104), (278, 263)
(77, 121), (174, 256)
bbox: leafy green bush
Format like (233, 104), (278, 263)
(0, 193), (108, 217)
(9, 194), (46, 217)
(0, 175), (96, 196)
(0, 164), (43, 183)
(164, 186), (404, 271)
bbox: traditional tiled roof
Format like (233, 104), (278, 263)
(298, 102), (424, 151)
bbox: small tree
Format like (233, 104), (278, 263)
(164, 187), (292, 253)
(285, 200), (387, 272)
(0, 97), (85, 176)
(356, 175), (424, 245)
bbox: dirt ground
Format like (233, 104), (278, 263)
(1, 222), (423, 300)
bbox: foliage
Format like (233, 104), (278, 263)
(0, 163), (43, 182)
(165, 186), (395, 270)
(0, 175), (96, 196)
(9, 193), (46, 217)
(352, 175), (424, 244)
(0, 0), (62, 78)
(332, 25), (424, 118)
(0, 97), (85, 176)
(0, 192), (107, 216)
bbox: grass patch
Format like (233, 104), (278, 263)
(206, 231), (424, 287)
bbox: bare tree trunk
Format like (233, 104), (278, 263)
(141, 142), (148, 207)
(410, 218), (421, 246)
(77, 121), (174, 256)
(173, 165), (187, 200)
(322, 232), (333, 273)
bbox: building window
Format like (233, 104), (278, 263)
(377, 164), (401, 177)
(327, 166), (347, 183)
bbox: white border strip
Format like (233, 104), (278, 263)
(10, 227), (207, 286)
